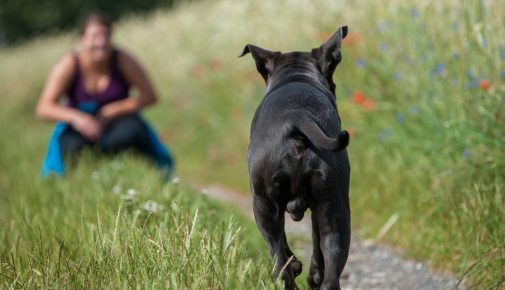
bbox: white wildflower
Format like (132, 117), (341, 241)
(121, 188), (138, 201)
(112, 161), (122, 170)
(171, 177), (180, 185)
(141, 200), (164, 213)
(91, 171), (100, 180)
(112, 185), (121, 195)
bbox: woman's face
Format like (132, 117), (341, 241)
(80, 22), (112, 62)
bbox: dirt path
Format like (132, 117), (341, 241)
(202, 184), (463, 290)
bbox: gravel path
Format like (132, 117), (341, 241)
(202, 184), (463, 290)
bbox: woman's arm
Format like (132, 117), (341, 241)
(36, 54), (78, 123)
(97, 50), (158, 123)
(36, 54), (103, 141)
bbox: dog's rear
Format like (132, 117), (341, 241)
(243, 26), (350, 290)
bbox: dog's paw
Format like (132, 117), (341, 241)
(290, 259), (303, 277)
(280, 269), (300, 290)
(275, 258), (303, 289)
(307, 262), (324, 289)
(307, 271), (323, 289)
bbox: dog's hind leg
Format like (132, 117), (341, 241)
(308, 213), (325, 289)
(253, 194), (299, 290)
(282, 231), (303, 277)
(312, 199), (350, 290)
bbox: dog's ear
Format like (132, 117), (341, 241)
(239, 44), (280, 82)
(311, 26), (348, 90)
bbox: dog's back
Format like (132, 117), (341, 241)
(250, 81), (341, 146)
(248, 81), (349, 221)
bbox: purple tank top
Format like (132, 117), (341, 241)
(67, 49), (130, 108)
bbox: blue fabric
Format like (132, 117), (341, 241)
(41, 101), (174, 178)
(41, 122), (68, 176)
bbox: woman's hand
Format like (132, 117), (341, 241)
(96, 103), (117, 127)
(72, 113), (103, 141)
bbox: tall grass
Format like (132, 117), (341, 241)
(0, 154), (276, 288)
(0, 0), (504, 287)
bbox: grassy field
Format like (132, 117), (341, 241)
(0, 154), (277, 288)
(1, 0), (504, 288)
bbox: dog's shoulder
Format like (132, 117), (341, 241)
(262, 83), (335, 111)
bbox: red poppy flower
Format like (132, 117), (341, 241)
(353, 91), (366, 104)
(208, 58), (223, 70)
(352, 91), (375, 111)
(361, 100), (376, 111)
(190, 65), (204, 78)
(479, 79), (491, 90)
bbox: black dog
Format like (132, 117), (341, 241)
(240, 26), (350, 290)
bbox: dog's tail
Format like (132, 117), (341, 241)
(286, 110), (349, 151)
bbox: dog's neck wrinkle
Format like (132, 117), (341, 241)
(267, 64), (322, 91)
(265, 67), (337, 109)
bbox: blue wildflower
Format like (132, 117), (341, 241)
(378, 129), (394, 142)
(451, 78), (459, 86)
(432, 63), (446, 76)
(410, 8), (419, 18)
(500, 71), (505, 79)
(377, 21), (388, 32)
(396, 113), (405, 123)
(452, 22), (460, 31)
(409, 106), (421, 115)
(464, 149), (471, 159)
(394, 71), (402, 80)
(356, 58), (366, 68)
(500, 47), (505, 60)
(379, 43), (389, 53)
(466, 69), (475, 79)
(451, 51), (459, 60)
(464, 80), (479, 89)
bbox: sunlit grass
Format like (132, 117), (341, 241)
(0, 154), (276, 288)
(0, 0), (504, 287)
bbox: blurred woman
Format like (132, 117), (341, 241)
(36, 12), (173, 176)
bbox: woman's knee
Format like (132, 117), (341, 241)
(99, 115), (148, 152)
(59, 129), (87, 155)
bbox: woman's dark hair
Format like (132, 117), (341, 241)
(79, 11), (112, 35)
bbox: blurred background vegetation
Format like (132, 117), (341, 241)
(0, 0), (504, 288)
(0, 0), (185, 45)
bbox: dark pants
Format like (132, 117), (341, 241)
(59, 114), (150, 157)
